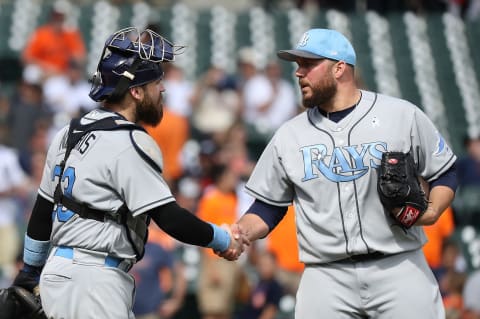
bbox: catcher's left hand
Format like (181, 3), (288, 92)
(377, 151), (428, 228)
(12, 264), (42, 293)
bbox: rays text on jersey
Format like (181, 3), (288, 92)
(301, 142), (387, 182)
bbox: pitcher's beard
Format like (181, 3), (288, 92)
(136, 94), (163, 125)
(302, 77), (337, 109)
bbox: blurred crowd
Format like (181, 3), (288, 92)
(0, 2), (479, 319)
(292, 0), (480, 20)
(140, 0), (480, 20)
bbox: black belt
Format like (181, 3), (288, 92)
(340, 251), (386, 263)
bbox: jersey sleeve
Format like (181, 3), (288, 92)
(245, 132), (293, 206)
(110, 132), (175, 216)
(411, 107), (456, 182)
(38, 126), (69, 202)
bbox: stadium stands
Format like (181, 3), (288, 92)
(0, 3), (479, 317)
(0, 3), (478, 157)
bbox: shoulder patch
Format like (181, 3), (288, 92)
(433, 132), (449, 156)
(130, 130), (164, 174)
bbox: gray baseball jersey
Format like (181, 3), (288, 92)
(38, 109), (175, 260)
(245, 90), (456, 264)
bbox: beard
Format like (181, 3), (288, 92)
(135, 91), (163, 125)
(301, 73), (337, 109)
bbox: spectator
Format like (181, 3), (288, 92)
(175, 176), (202, 213)
(434, 240), (466, 296)
(132, 224), (187, 319)
(144, 106), (190, 186)
(22, 0), (86, 78)
(43, 59), (97, 118)
(18, 120), (50, 177)
(6, 66), (52, 154)
(193, 138), (221, 191)
(0, 131), (33, 285)
(239, 53), (297, 158)
(169, 176), (204, 318)
(441, 270), (466, 319)
(422, 206), (455, 271)
(190, 66), (241, 138)
(266, 206), (304, 295)
(196, 164), (243, 319)
(0, 94), (9, 124)
(263, 61), (299, 132)
(463, 269), (480, 319)
(162, 64), (194, 119)
(236, 47), (259, 91)
(237, 251), (284, 319)
(453, 135), (480, 226)
(217, 121), (255, 178)
(240, 55), (273, 134)
(456, 135), (480, 187)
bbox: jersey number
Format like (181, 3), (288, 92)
(52, 165), (76, 222)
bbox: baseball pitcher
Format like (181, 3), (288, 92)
(222, 29), (457, 319)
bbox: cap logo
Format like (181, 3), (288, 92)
(297, 32), (309, 47)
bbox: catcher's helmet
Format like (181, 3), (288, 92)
(89, 27), (184, 102)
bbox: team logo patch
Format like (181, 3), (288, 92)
(297, 32), (309, 47)
(433, 132), (447, 156)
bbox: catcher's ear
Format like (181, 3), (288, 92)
(129, 86), (144, 100)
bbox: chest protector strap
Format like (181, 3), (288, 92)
(53, 116), (151, 261)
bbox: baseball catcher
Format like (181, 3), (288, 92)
(377, 151), (429, 228)
(0, 286), (46, 319)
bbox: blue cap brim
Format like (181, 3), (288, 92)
(277, 49), (325, 61)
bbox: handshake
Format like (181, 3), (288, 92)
(216, 224), (251, 261)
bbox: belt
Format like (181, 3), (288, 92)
(340, 251), (386, 263)
(53, 246), (132, 272)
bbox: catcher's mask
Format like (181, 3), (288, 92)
(89, 27), (185, 102)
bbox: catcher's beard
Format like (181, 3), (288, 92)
(136, 91), (163, 125)
(302, 72), (337, 109)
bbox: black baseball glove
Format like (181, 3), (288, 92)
(377, 151), (428, 228)
(0, 286), (46, 319)
(0, 287), (18, 319)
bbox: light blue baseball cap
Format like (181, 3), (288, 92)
(277, 28), (356, 66)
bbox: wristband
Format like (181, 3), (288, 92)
(24, 233), (51, 267)
(206, 223), (231, 252)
